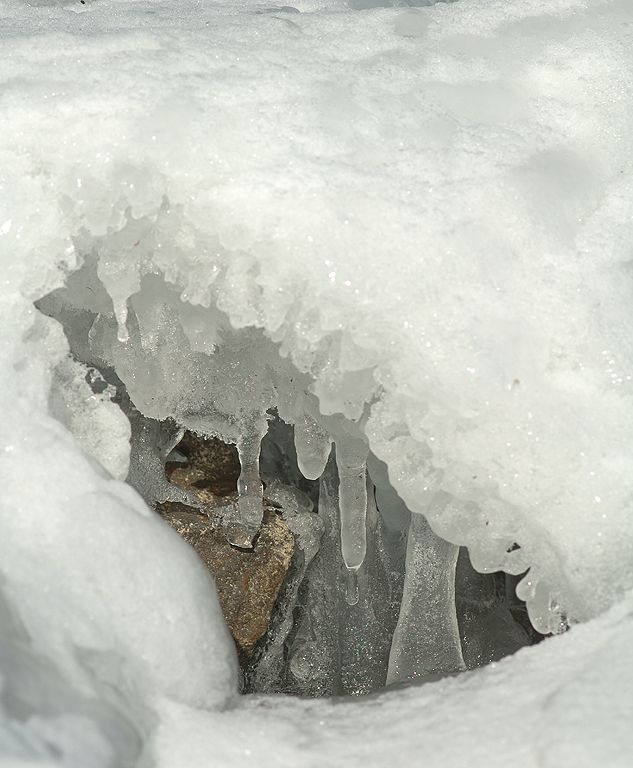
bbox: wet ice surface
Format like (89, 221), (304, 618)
(2, 0), (633, 764)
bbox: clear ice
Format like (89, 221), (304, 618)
(334, 436), (369, 571)
(293, 413), (332, 481)
(387, 512), (466, 685)
(35, 256), (542, 692)
(227, 426), (266, 548)
(5, 0), (633, 761)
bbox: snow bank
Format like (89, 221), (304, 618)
(153, 592), (633, 768)
(2, 0), (633, 763)
(0, 297), (237, 767)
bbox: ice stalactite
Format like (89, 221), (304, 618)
(387, 511), (466, 685)
(345, 569), (359, 607)
(293, 413), (332, 481)
(292, 408), (372, 600)
(115, 307), (131, 344)
(334, 436), (369, 573)
(278, 454), (405, 696)
(227, 425), (266, 548)
(35, 256), (539, 692)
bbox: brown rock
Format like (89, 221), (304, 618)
(166, 431), (240, 497)
(156, 502), (294, 661)
(158, 430), (296, 661)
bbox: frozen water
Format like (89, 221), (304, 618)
(294, 413), (332, 481)
(3, 0), (629, 630)
(387, 512), (465, 684)
(48, 356), (131, 482)
(454, 550), (533, 669)
(271, 455), (404, 696)
(230, 428), (266, 548)
(334, 437), (369, 571)
(242, 471), (324, 694)
(2, 0), (633, 763)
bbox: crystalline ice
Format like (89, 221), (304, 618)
(124, 396), (195, 508)
(293, 413), (332, 481)
(242, 474), (324, 694)
(276, 454), (405, 696)
(387, 512), (465, 684)
(227, 425), (266, 548)
(454, 549), (532, 669)
(334, 437), (369, 571)
(344, 569), (359, 607)
(48, 356), (131, 482)
(3, 0), (633, 761)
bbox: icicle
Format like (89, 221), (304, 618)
(114, 299), (130, 343)
(226, 426), (264, 548)
(386, 512), (466, 684)
(344, 568), (359, 606)
(335, 436), (369, 571)
(294, 413), (332, 480)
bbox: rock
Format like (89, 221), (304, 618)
(157, 501), (294, 661)
(157, 431), (295, 662)
(166, 431), (241, 498)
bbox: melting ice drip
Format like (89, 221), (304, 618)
(334, 437), (369, 572)
(226, 427), (266, 548)
(234, 409), (372, 603)
(294, 413), (331, 481)
(334, 437), (369, 606)
(230, 411), (371, 602)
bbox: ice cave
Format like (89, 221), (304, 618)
(2, 0), (633, 765)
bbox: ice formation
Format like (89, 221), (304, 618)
(2, 0), (633, 763)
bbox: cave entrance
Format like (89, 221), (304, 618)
(36, 255), (544, 699)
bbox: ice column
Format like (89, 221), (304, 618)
(387, 511), (466, 684)
(279, 455), (404, 697)
(334, 437), (369, 572)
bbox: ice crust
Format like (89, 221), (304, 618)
(2, 0), (633, 763)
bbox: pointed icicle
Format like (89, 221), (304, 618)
(294, 413), (332, 480)
(226, 425), (264, 548)
(386, 512), (466, 685)
(335, 436), (369, 571)
(344, 568), (359, 606)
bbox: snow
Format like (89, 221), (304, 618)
(1, 0), (633, 764)
(153, 594), (633, 768)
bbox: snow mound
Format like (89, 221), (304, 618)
(2, 0), (633, 763)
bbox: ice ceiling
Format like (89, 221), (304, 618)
(1, 0), (633, 764)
